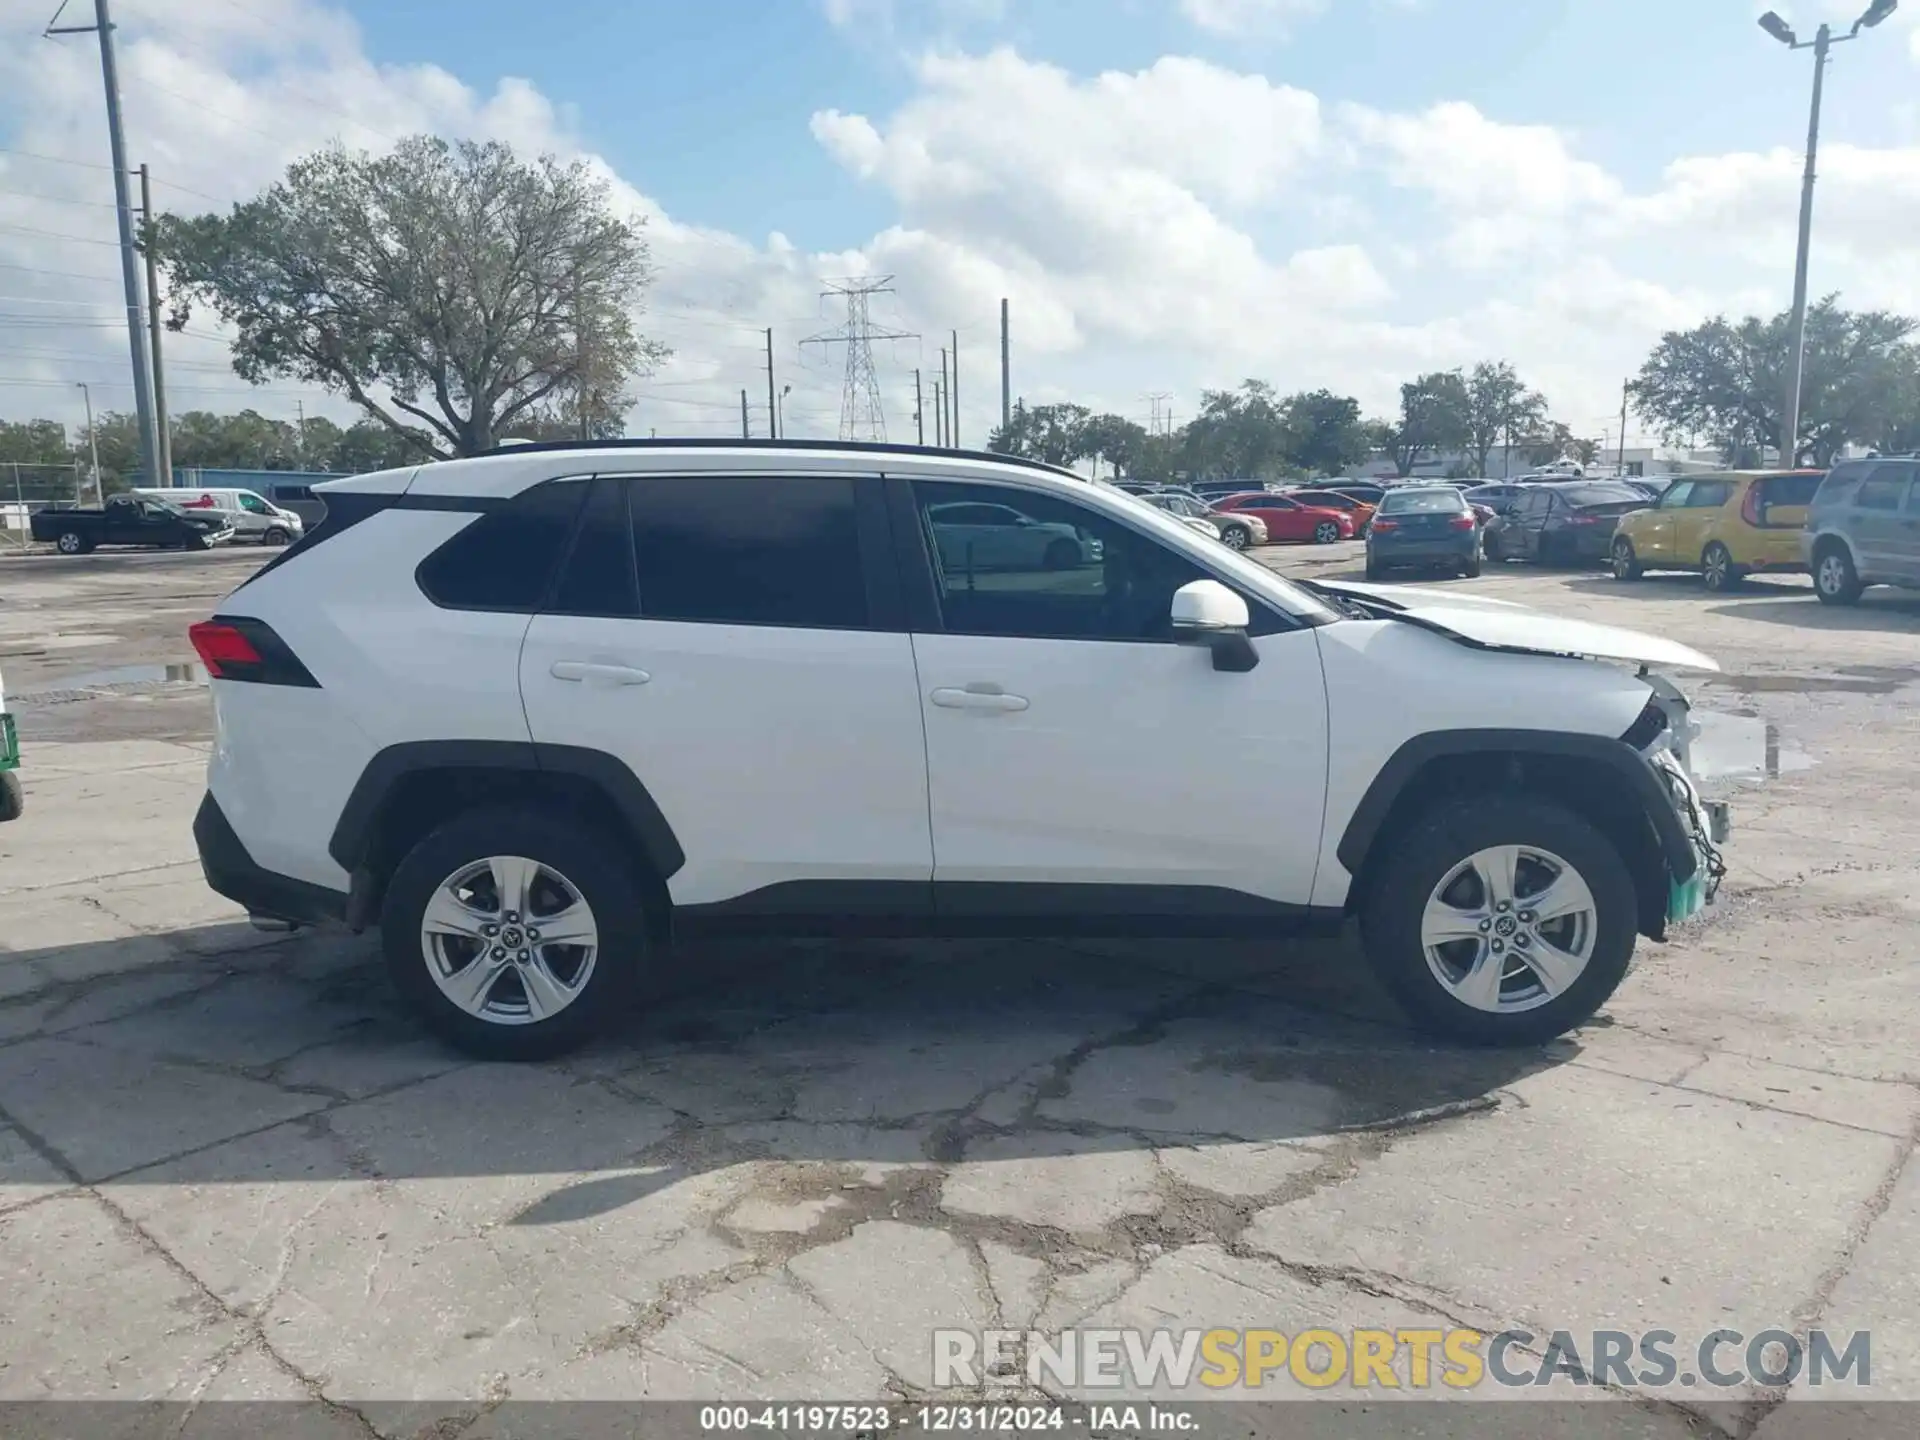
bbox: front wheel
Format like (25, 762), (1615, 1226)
(1610, 538), (1642, 581)
(1459, 554), (1482, 579)
(1221, 525), (1250, 551)
(1313, 521), (1341, 545)
(55, 530), (89, 555)
(380, 807), (647, 1060)
(1813, 544), (1863, 606)
(1700, 542), (1741, 592)
(1360, 795), (1638, 1046)
(0, 771), (21, 823)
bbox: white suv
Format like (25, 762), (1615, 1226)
(189, 441), (1729, 1060)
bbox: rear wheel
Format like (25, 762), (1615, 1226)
(1610, 537), (1642, 581)
(1365, 557), (1386, 581)
(1700, 542), (1741, 592)
(55, 530), (89, 555)
(1813, 542), (1863, 606)
(1459, 553), (1482, 579)
(1361, 795), (1638, 1046)
(261, 526), (291, 546)
(380, 807), (647, 1060)
(1042, 537), (1080, 570)
(1313, 520), (1341, 545)
(0, 772), (21, 822)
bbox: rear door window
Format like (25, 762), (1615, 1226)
(1686, 480), (1733, 509)
(1855, 467), (1910, 511)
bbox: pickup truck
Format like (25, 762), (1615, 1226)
(30, 495), (235, 555)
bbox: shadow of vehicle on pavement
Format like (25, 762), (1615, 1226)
(0, 922), (1571, 1218)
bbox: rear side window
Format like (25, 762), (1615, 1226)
(549, 478), (639, 618)
(629, 475), (868, 629)
(1855, 468), (1910, 511)
(1758, 474), (1820, 507)
(1815, 463), (1867, 505)
(416, 480), (587, 611)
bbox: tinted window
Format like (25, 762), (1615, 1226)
(1514, 491), (1549, 518)
(271, 485), (313, 502)
(1659, 481), (1693, 508)
(417, 480), (587, 611)
(550, 478), (639, 617)
(1687, 480), (1733, 509)
(1855, 468), (1909, 511)
(1561, 485), (1644, 507)
(915, 481), (1242, 642)
(629, 475), (867, 629)
(1758, 474), (1821, 507)
(1815, 463), (1868, 505)
(1379, 489), (1467, 515)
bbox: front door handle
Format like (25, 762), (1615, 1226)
(930, 685), (1029, 713)
(550, 660), (651, 687)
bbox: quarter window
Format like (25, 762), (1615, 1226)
(1855, 468), (1909, 511)
(628, 475), (868, 629)
(416, 480), (588, 612)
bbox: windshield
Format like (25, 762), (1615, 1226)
(1378, 489), (1468, 515)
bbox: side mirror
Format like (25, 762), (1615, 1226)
(1170, 579), (1258, 673)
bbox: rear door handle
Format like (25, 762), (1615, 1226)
(550, 661), (651, 687)
(930, 685), (1029, 713)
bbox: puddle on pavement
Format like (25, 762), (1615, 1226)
(17, 661), (207, 696)
(1690, 711), (1813, 783)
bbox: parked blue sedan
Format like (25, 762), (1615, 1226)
(1365, 486), (1482, 580)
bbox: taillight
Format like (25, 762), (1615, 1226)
(188, 617), (319, 687)
(1569, 514), (1601, 525)
(1448, 515), (1475, 530)
(1370, 519), (1399, 533)
(1740, 485), (1761, 526)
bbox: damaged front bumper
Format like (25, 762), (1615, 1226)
(1639, 672), (1730, 923)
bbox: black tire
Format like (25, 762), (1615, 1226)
(1221, 524), (1251, 551)
(1459, 554), (1482, 579)
(1042, 537), (1080, 571)
(1313, 520), (1341, 545)
(186, 531), (214, 552)
(1365, 557), (1386, 580)
(1812, 541), (1863, 606)
(1610, 537), (1642, 581)
(1359, 794), (1638, 1046)
(380, 806), (648, 1060)
(55, 530), (89, 556)
(0, 771), (21, 823)
(1700, 542), (1741, 593)
(1483, 531), (1504, 564)
(261, 526), (291, 546)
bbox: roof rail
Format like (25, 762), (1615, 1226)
(470, 436), (1082, 481)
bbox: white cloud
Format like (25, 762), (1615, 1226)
(1180, 0), (1328, 36)
(3, 1), (1918, 456)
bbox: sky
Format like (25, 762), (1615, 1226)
(2, 0), (1917, 454)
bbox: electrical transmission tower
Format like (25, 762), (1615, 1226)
(802, 278), (917, 441)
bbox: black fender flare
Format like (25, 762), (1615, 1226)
(1336, 728), (1697, 883)
(328, 739), (686, 880)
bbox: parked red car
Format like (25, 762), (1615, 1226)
(1213, 492), (1356, 544)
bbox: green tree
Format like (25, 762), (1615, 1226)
(1078, 413), (1149, 478)
(1630, 297), (1917, 466)
(1461, 361), (1547, 478)
(154, 135), (668, 458)
(1181, 380), (1289, 478)
(323, 417), (436, 473)
(1520, 421), (1579, 467)
(1277, 389), (1370, 476)
(1386, 372), (1470, 476)
(169, 409), (299, 470)
(988, 400), (1092, 468)
(0, 419), (71, 466)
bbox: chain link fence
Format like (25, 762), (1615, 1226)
(1, 463), (89, 551)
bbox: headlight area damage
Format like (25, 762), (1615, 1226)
(1630, 669), (1731, 922)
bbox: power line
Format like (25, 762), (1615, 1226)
(0, 222), (123, 247)
(800, 277), (916, 442)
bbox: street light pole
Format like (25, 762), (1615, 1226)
(1760, 2), (1898, 467)
(77, 383), (102, 502)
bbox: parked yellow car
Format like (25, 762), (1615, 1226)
(1608, 470), (1824, 592)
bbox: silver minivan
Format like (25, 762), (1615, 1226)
(1803, 458), (1920, 604)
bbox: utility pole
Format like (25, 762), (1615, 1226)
(77, 383), (101, 502)
(49, 0), (158, 487)
(800, 277), (917, 441)
(1000, 298), (1011, 433)
(934, 378), (946, 447)
(765, 328), (778, 440)
(938, 348), (949, 448)
(914, 369), (925, 445)
(949, 328), (960, 448)
(295, 400), (306, 471)
(740, 389), (750, 440)
(1618, 382), (1629, 474)
(136, 164), (172, 486)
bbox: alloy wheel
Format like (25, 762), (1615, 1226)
(1224, 527), (1249, 550)
(419, 854), (600, 1025)
(1420, 844), (1598, 1014)
(1314, 521), (1339, 544)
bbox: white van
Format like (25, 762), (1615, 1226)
(133, 487), (305, 546)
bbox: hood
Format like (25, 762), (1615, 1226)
(1316, 580), (1720, 672)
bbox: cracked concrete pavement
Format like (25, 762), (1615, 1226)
(1, 545), (1917, 1436)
